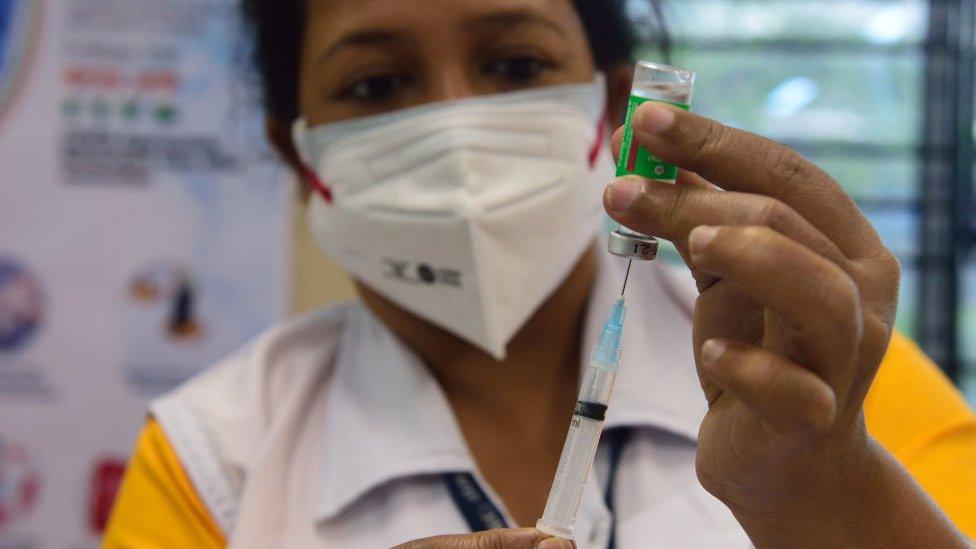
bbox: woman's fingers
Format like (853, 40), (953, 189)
(675, 169), (716, 190)
(623, 103), (882, 258)
(604, 177), (851, 270)
(612, 127), (714, 190)
(393, 529), (573, 549)
(692, 279), (764, 403)
(700, 339), (837, 440)
(688, 225), (863, 385)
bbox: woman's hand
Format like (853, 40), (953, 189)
(605, 103), (968, 548)
(394, 528), (573, 549)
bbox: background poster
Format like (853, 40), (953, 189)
(0, 0), (290, 546)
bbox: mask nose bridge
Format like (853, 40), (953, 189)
(366, 122), (503, 183)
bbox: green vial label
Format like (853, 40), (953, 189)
(616, 95), (690, 180)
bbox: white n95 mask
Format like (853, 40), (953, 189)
(292, 76), (612, 360)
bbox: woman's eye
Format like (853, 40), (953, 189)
(337, 74), (411, 102)
(484, 56), (552, 83)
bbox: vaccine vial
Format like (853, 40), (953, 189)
(608, 61), (696, 261)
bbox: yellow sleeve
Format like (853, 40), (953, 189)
(102, 419), (226, 548)
(865, 332), (976, 538)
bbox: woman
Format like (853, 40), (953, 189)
(104, 0), (976, 547)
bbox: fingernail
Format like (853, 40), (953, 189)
(606, 178), (641, 211)
(636, 103), (676, 135)
(689, 225), (718, 255)
(537, 537), (575, 549)
(701, 339), (727, 366)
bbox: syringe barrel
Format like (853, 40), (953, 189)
(611, 61), (696, 258)
(536, 365), (618, 540)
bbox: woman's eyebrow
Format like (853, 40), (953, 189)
(315, 8), (565, 67)
(462, 9), (567, 37)
(316, 29), (402, 66)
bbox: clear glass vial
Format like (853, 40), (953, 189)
(609, 61), (696, 261)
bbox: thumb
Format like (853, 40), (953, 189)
(393, 528), (575, 549)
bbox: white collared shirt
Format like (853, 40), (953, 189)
(151, 251), (752, 548)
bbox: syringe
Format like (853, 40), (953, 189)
(536, 61), (695, 541)
(536, 294), (627, 539)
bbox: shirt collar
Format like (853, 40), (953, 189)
(316, 243), (706, 523)
(316, 305), (474, 521)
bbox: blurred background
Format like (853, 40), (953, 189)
(653, 0), (976, 403)
(0, 0), (973, 546)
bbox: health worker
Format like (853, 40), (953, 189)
(104, 1), (976, 548)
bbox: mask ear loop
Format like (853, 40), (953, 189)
(292, 118), (335, 205)
(588, 108), (609, 170)
(303, 164), (334, 204)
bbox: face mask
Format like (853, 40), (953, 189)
(292, 76), (612, 360)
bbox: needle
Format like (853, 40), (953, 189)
(620, 259), (633, 296)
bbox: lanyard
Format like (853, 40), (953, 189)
(443, 427), (632, 548)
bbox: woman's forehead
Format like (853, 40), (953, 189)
(305, 0), (581, 42)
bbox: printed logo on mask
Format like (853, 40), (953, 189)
(384, 260), (462, 287)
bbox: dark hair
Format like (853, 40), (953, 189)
(241, 0), (668, 122)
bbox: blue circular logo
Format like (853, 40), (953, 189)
(0, 0), (41, 126)
(0, 258), (43, 352)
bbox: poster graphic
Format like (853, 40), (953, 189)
(87, 457), (125, 535)
(55, 0), (289, 399)
(0, 0), (41, 126)
(0, 0), (289, 545)
(0, 258), (42, 353)
(123, 262), (247, 396)
(59, 0), (259, 186)
(0, 439), (40, 533)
